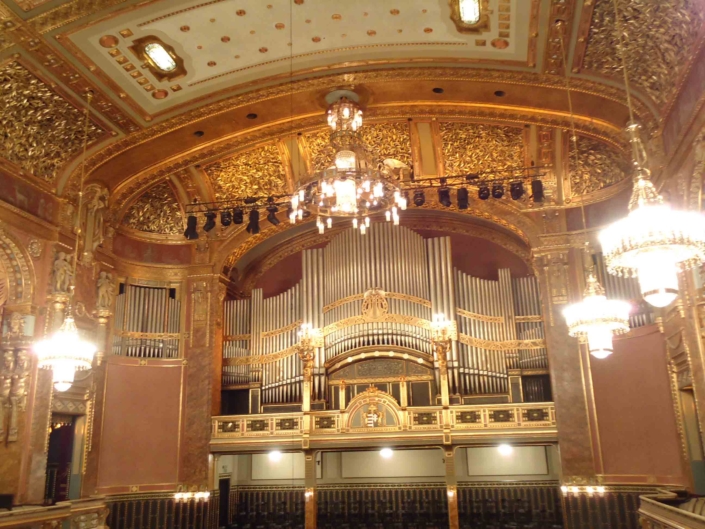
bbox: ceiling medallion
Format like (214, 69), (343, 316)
(289, 92), (407, 235)
(449, 0), (490, 34)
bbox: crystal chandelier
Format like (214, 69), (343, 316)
(563, 274), (630, 359)
(555, 23), (630, 359)
(34, 93), (97, 392)
(289, 94), (407, 234)
(597, 0), (705, 307)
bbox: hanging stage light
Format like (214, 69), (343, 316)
(492, 184), (504, 199)
(266, 204), (280, 226)
(457, 187), (469, 209)
(531, 180), (544, 203)
(233, 207), (244, 224)
(510, 182), (525, 200)
(246, 209), (260, 234)
(438, 185), (452, 207)
(413, 189), (426, 207)
(478, 185), (490, 200)
(220, 210), (232, 227)
(203, 211), (217, 232)
(184, 215), (199, 240)
(465, 173), (480, 182)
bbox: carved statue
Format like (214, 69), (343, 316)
(7, 312), (24, 337)
(81, 185), (110, 265)
(0, 350), (14, 440)
(52, 251), (73, 294)
(96, 271), (115, 311)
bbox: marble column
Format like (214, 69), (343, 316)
(304, 450), (317, 529)
(534, 242), (597, 485)
(444, 448), (459, 529)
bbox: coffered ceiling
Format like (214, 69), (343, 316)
(61, 0), (539, 116)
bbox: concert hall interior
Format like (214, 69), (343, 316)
(0, 0), (705, 528)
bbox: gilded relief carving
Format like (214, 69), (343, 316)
(0, 326), (31, 443)
(571, 137), (628, 196)
(52, 251), (74, 294)
(0, 62), (103, 182)
(206, 143), (287, 201)
(439, 122), (525, 176)
(582, 0), (705, 107)
(121, 181), (184, 234)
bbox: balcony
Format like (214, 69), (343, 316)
(211, 398), (556, 451)
(639, 491), (705, 529)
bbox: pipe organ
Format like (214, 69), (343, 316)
(222, 225), (550, 412)
(112, 280), (182, 358)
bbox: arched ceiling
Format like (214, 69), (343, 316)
(0, 0), (703, 239)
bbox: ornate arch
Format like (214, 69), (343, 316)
(0, 227), (34, 307)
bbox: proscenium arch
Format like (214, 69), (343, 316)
(215, 208), (541, 292)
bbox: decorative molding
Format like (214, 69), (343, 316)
(456, 308), (504, 324)
(121, 180), (184, 235)
(458, 333), (546, 351)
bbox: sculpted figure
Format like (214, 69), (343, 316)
(0, 351), (13, 440)
(52, 252), (73, 294)
(96, 271), (115, 311)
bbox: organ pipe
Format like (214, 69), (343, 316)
(220, 226), (549, 408)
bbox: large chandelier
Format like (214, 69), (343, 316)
(33, 92), (97, 392)
(34, 316), (96, 392)
(563, 274), (631, 359)
(597, 0), (705, 308)
(599, 125), (705, 307)
(289, 94), (407, 234)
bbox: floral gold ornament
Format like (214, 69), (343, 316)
(599, 0), (705, 308)
(34, 92), (97, 393)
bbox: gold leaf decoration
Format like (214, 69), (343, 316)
(583, 0), (705, 107)
(440, 122), (525, 175)
(206, 143), (286, 201)
(305, 122), (412, 172)
(122, 181), (184, 234)
(570, 137), (628, 196)
(0, 62), (103, 182)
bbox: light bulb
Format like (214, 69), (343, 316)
(327, 217), (332, 228)
(380, 448), (393, 459)
(269, 450), (282, 462)
(586, 327), (614, 359)
(385, 211), (391, 221)
(497, 444), (513, 456)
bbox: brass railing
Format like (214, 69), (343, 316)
(0, 497), (108, 528)
(211, 402), (556, 450)
(639, 491), (705, 529)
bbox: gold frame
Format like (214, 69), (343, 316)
(449, 0), (491, 35)
(128, 36), (186, 83)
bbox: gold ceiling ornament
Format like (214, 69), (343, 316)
(582, 0), (705, 108)
(121, 181), (184, 234)
(0, 61), (103, 183)
(439, 122), (525, 176)
(571, 136), (628, 196)
(206, 143), (287, 202)
(128, 35), (186, 83)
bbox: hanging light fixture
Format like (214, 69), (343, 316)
(554, 23), (631, 359)
(563, 274), (630, 359)
(598, 0), (705, 308)
(34, 92), (97, 392)
(289, 92), (407, 234)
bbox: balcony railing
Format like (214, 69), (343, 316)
(0, 497), (108, 529)
(639, 491), (705, 529)
(211, 402), (556, 450)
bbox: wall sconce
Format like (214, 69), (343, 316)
(447, 486), (457, 499)
(561, 485), (606, 496)
(305, 489), (314, 501)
